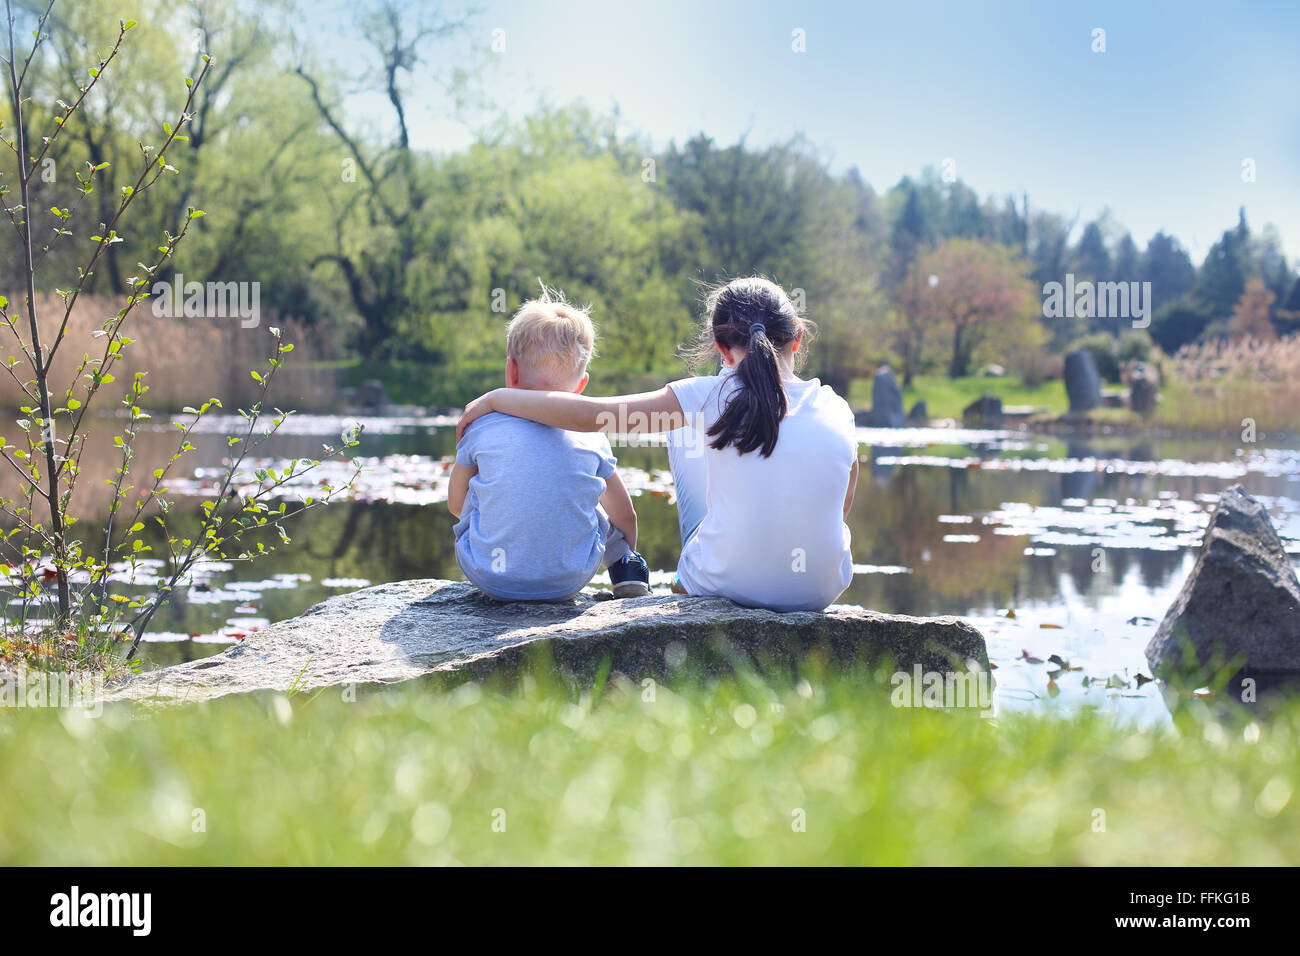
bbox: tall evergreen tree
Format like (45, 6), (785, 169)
(989, 193), (1030, 253)
(1140, 232), (1197, 305)
(1073, 221), (1112, 281)
(887, 183), (934, 289)
(1112, 233), (1140, 281)
(1275, 275), (1300, 336)
(1103, 232), (1142, 337)
(943, 181), (987, 239)
(1195, 207), (1256, 320)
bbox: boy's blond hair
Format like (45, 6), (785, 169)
(506, 287), (596, 386)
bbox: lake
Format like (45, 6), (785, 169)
(96, 413), (1300, 721)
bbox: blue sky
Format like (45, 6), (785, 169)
(318, 0), (1300, 264)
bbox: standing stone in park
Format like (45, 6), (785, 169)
(906, 400), (929, 425)
(358, 379), (390, 410)
(1129, 362), (1159, 416)
(1146, 485), (1300, 690)
(962, 394), (1003, 427)
(869, 365), (906, 428)
(1064, 349), (1102, 413)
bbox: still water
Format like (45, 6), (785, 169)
(112, 413), (1300, 720)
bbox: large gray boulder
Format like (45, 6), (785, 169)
(1146, 486), (1300, 686)
(108, 580), (990, 705)
(1064, 349), (1102, 413)
(962, 393), (1003, 427)
(869, 365), (906, 427)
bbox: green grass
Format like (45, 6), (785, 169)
(849, 374), (1069, 420)
(1, 672), (1295, 865)
(1028, 406), (1143, 429)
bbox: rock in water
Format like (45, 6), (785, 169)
(107, 580), (990, 705)
(1129, 362), (1159, 416)
(962, 394), (1003, 427)
(1146, 485), (1300, 688)
(869, 365), (906, 427)
(1064, 349), (1102, 413)
(357, 378), (390, 409)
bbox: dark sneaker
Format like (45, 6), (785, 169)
(609, 550), (651, 598)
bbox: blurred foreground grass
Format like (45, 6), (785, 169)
(0, 672), (1295, 865)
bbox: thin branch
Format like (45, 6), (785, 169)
(6, 0), (69, 617)
(44, 56), (213, 370)
(22, 16), (127, 186)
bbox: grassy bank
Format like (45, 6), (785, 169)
(346, 363), (1074, 420)
(1, 673), (1294, 865)
(849, 374), (1069, 420)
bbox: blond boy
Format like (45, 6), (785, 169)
(447, 292), (650, 600)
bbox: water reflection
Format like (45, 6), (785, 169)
(7, 414), (1297, 720)
(1061, 440), (1098, 501)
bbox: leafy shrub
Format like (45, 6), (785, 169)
(1067, 332), (1121, 383)
(1117, 329), (1155, 365)
(1151, 302), (1213, 354)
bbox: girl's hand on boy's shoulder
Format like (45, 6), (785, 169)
(456, 390), (499, 442)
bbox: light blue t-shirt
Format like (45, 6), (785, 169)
(453, 411), (617, 600)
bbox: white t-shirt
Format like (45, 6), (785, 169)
(668, 371), (858, 612)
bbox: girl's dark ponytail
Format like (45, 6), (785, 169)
(698, 278), (808, 458)
(707, 322), (787, 457)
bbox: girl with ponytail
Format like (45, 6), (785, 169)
(457, 277), (859, 611)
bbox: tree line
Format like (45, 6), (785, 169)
(4, 0), (1296, 398)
